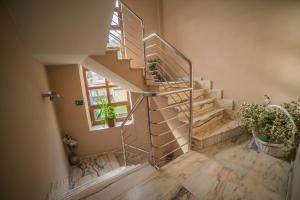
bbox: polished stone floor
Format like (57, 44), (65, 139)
(172, 136), (291, 200)
(85, 135), (291, 200)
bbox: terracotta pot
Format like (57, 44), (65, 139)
(252, 131), (290, 158)
(108, 119), (115, 128)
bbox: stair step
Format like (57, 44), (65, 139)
(167, 89), (205, 104)
(158, 81), (196, 91)
(175, 97), (216, 113)
(198, 80), (212, 89)
(179, 108), (224, 127)
(84, 164), (157, 200)
(57, 164), (153, 200)
(192, 118), (242, 150)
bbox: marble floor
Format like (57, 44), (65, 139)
(70, 153), (120, 188)
(120, 135), (291, 200)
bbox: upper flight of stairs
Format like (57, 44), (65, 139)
(85, 46), (243, 152)
(159, 80), (243, 151)
(83, 48), (153, 93)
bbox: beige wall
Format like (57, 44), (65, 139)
(123, 0), (162, 35)
(46, 65), (172, 156)
(0, 3), (69, 200)
(46, 64), (177, 158)
(46, 65), (123, 156)
(161, 0), (300, 104)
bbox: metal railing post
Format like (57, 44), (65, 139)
(146, 96), (154, 165)
(188, 63), (193, 151)
(120, 128), (127, 166)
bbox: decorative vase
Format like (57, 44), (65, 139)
(69, 153), (80, 165)
(108, 119), (115, 127)
(252, 131), (290, 158)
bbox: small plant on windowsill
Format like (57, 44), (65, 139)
(97, 99), (117, 128)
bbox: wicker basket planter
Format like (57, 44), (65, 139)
(252, 131), (290, 158)
(251, 104), (297, 158)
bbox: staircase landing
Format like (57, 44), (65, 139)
(108, 137), (290, 200)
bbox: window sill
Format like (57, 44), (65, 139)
(89, 120), (133, 132)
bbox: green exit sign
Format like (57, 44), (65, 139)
(75, 99), (84, 106)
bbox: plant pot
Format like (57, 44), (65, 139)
(108, 119), (115, 128)
(252, 131), (290, 158)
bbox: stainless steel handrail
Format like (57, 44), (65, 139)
(119, 0), (144, 24)
(120, 94), (144, 166)
(152, 132), (189, 149)
(151, 123), (189, 137)
(145, 43), (189, 75)
(117, 0), (193, 168)
(143, 87), (192, 97)
(143, 33), (192, 68)
(120, 94), (144, 128)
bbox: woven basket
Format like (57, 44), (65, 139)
(252, 104), (297, 158)
(252, 132), (289, 157)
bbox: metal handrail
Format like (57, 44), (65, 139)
(116, 0), (193, 168)
(143, 33), (192, 68)
(143, 87), (192, 97)
(120, 94), (144, 128)
(119, 0), (144, 24)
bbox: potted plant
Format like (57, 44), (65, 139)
(238, 96), (297, 157)
(283, 100), (300, 132)
(97, 99), (116, 128)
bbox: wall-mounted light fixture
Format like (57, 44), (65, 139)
(42, 91), (63, 101)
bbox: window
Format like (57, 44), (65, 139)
(82, 67), (131, 128)
(107, 0), (125, 59)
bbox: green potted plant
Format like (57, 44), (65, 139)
(97, 99), (116, 128)
(238, 96), (297, 157)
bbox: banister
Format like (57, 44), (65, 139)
(120, 94), (145, 128)
(143, 33), (192, 68)
(142, 87), (192, 97)
(119, 0), (144, 24)
(116, 0), (193, 168)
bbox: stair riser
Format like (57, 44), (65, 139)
(198, 80), (212, 89)
(191, 126), (243, 150)
(192, 112), (224, 127)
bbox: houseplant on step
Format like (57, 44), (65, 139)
(238, 96), (297, 157)
(97, 99), (116, 128)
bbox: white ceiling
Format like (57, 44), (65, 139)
(3, 0), (115, 65)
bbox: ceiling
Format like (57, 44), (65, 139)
(3, 0), (115, 65)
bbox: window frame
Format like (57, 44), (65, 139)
(108, 2), (127, 58)
(82, 67), (131, 127)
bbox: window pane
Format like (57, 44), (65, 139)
(115, 0), (119, 7)
(115, 105), (128, 119)
(107, 30), (122, 47)
(93, 109), (106, 124)
(110, 87), (127, 103)
(86, 71), (106, 87)
(88, 89), (107, 105)
(111, 12), (119, 25)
